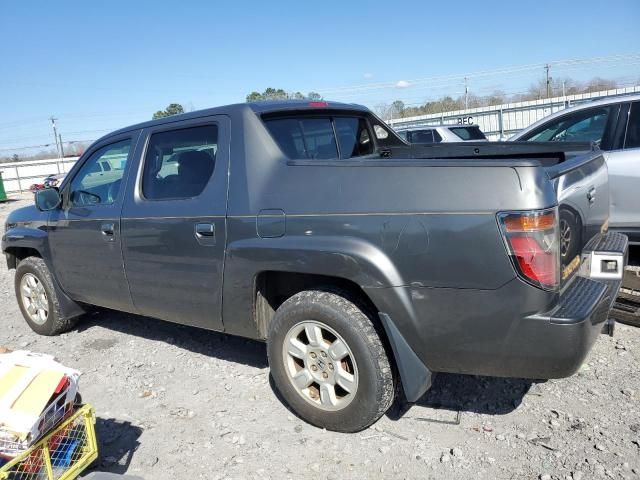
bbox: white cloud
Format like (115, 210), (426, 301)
(363, 73), (374, 79)
(395, 80), (411, 88)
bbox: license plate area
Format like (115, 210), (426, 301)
(583, 251), (625, 280)
(579, 232), (628, 281)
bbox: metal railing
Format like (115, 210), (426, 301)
(0, 157), (79, 194)
(388, 86), (640, 140)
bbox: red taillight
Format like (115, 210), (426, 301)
(308, 101), (329, 108)
(499, 209), (560, 290)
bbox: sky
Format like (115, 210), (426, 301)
(1, 0), (639, 156)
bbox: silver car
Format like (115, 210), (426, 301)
(397, 125), (487, 144)
(511, 94), (640, 245)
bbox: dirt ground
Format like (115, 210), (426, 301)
(1, 194), (639, 480)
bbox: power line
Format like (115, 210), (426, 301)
(326, 59), (640, 101)
(0, 139), (96, 153)
(316, 53), (640, 96)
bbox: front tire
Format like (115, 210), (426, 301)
(15, 257), (78, 336)
(267, 290), (394, 432)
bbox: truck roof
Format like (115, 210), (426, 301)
(100, 100), (368, 142)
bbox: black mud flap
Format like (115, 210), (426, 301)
(379, 313), (432, 402)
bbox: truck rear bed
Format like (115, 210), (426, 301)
(390, 141), (598, 166)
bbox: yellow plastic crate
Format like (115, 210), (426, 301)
(0, 405), (98, 480)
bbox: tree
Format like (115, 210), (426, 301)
(245, 88), (324, 102)
(485, 90), (506, 107)
(152, 103), (185, 119)
(585, 77), (617, 93)
(373, 102), (393, 120)
(391, 100), (405, 118)
(11, 154), (19, 162)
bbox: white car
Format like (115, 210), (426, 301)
(396, 125), (487, 144)
(511, 93), (640, 245)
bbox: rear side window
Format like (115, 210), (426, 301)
(625, 102), (640, 149)
(335, 117), (373, 157)
(142, 125), (218, 200)
(408, 130), (435, 144)
(264, 116), (374, 160)
(448, 126), (486, 140)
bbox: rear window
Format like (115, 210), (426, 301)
(264, 116), (374, 160)
(448, 126), (486, 140)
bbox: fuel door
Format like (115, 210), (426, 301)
(257, 209), (286, 238)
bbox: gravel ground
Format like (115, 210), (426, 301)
(1, 194), (639, 480)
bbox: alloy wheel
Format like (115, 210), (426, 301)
(20, 273), (49, 325)
(282, 320), (359, 411)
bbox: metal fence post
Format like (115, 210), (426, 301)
(15, 166), (22, 193)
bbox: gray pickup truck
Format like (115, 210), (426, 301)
(2, 101), (628, 432)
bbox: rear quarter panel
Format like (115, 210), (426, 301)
(222, 109), (558, 343)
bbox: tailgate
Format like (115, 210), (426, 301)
(545, 151), (610, 281)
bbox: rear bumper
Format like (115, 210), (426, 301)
(486, 231), (627, 378)
(371, 232), (628, 385)
(487, 231), (627, 378)
(518, 275), (617, 378)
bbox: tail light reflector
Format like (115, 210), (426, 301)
(498, 208), (560, 290)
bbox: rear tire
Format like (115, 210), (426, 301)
(15, 257), (79, 336)
(267, 290), (394, 432)
(559, 209), (581, 262)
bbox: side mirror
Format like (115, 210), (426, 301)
(35, 188), (62, 211)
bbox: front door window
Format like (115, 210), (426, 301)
(68, 139), (131, 206)
(524, 107), (611, 145)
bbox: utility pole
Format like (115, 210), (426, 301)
(50, 117), (61, 159)
(58, 134), (65, 158)
(545, 64), (551, 98)
(464, 77), (469, 110)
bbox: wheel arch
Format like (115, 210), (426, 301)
(4, 231), (85, 321)
(4, 246), (42, 269)
(254, 271), (380, 339)
(224, 235), (432, 401)
(253, 270), (432, 403)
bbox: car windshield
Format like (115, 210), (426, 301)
(525, 107), (610, 144)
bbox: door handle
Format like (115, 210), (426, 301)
(100, 223), (115, 242)
(101, 223), (115, 235)
(195, 223), (215, 237)
(194, 222), (216, 246)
